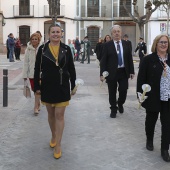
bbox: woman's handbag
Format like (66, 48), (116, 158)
(23, 80), (31, 98)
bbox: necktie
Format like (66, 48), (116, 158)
(116, 41), (122, 66)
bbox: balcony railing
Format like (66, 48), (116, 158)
(80, 5), (134, 18)
(81, 6), (109, 17)
(13, 5), (34, 17)
(113, 5), (132, 17)
(44, 5), (65, 17)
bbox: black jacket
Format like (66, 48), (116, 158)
(95, 42), (103, 61)
(137, 52), (170, 112)
(34, 41), (76, 103)
(100, 40), (134, 80)
(135, 42), (147, 56)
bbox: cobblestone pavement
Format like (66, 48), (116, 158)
(0, 55), (169, 170)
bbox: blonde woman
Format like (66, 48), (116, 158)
(22, 33), (41, 115)
(34, 24), (76, 159)
(137, 34), (170, 162)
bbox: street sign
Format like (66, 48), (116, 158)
(160, 23), (166, 31)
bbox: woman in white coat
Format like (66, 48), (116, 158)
(22, 33), (41, 115)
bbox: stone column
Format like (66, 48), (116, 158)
(0, 12), (5, 53)
(0, 13), (3, 44)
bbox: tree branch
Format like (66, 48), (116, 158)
(122, 0), (138, 23)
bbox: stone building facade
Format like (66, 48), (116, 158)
(0, 0), (168, 54)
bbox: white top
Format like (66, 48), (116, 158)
(160, 57), (170, 101)
(22, 43), (41, 78)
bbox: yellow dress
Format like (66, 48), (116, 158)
(41, 44), (69, 107)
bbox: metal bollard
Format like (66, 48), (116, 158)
(3, 69), (8, 107)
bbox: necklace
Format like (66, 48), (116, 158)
(158, 56), (167, 77)
(49, 44), (60, 66)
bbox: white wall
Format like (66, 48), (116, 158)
(147, 21), (167, 54)
(62, 18), (76, 43)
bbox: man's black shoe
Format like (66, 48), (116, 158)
(118, 105), (124, 114)
(146, 140), (154, 151)
(110, 112), (116, 118)
(161, 150), (170, 162)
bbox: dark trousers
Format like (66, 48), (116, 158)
(15, 48), (21, 60)
(76, 49), (80, 61)
(7, 47), (9, 59)
(146, 101), (170, 150)
(107, 68), (128, 112)
(87, 50), (90, 63)
(139, 54), (144, 68)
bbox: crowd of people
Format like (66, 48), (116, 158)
(7, 23), (169, 162)
(99, 25), (170, 162)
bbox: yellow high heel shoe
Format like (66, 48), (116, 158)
(54, 150), (62, 159)
(50, 140), (57, 148)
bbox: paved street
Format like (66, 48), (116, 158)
(0, 54), (169, 170)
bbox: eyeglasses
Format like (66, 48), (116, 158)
(158, 41), (168, 45)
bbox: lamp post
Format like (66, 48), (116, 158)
(47, 0), (60, 24)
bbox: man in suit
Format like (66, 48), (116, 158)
(100, 25), (135, 118)
(75, 36), (81, 61)
(134, 37), (147, 68)
(80, 36), (91, 64)
(123, 34), (132, 53)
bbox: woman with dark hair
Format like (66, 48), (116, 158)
(95, 37), (103, 61)
(98, 35), (111, 61)
(137, 34), (170, 162)
(34, 24), (76, 159)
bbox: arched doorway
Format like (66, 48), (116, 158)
(44, 20), (65, 43)
(19, 25), (30, 46)
(87, 26), (99, 53)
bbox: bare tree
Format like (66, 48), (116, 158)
(123, 0), (162, 38)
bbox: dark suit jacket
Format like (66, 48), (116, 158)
(135, 42), (147, 56)
(75, 39), (81, 50)
(137, 52), (170, 112)
(125, 40), (132, 52)
(100, 40), (134, 80)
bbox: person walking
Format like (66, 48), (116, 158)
(100, 25), (135, 118)
(15, 37), (21, 60)
(123, 34), (132, 53)
(75, 36), (81, 61)
(7, 33), (15, 62)
(137, 34), (170, 162)
(80, 36), (91, 64)
(34, 24), (76, 159)
(95, 38), (103, 61)
(6, 35), (10, 59)
(68, 39), (75, 59)
(134, 37), (147, 68)
(98, 35), (111, 61)
(22, 33), (41, 115)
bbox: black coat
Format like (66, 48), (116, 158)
(34, 41), (76, 103)
(137, 52), (170, 112)
(100, 40), (134, 80)
(125, 40), (132, 53)
(95, 42), (103, 61)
